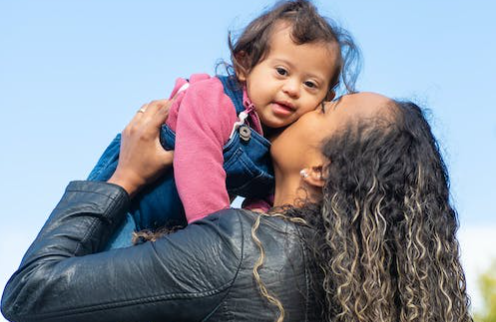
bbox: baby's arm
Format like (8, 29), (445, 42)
(242, 195), (274, 213)
(173, 78), (238, 223)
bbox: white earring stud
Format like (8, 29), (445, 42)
(300, 169), (309, 178)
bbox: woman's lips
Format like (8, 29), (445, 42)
(271, 101), (295, 116)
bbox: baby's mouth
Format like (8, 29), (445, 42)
(271, 101), (296, 116)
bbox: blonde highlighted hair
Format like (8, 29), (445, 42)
(251, 100), (472, 322)
(137, 100), (472, 322)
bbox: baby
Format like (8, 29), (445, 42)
(89, 0), (357, 248)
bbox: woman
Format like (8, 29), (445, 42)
(1, 93), (472, 322)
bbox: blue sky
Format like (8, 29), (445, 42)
(1, 0), (495, 316)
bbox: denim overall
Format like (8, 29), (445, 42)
(88, 76), (274, 249)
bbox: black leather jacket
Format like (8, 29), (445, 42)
(1, 181), (324, 322)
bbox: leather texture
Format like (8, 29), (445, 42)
(1, 181), (323, 322)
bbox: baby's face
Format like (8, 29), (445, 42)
(239, 22), (338, 130)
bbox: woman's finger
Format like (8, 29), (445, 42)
(140, 99), (171, 127)
(157, 149), (174, 167)
(155, 99), (172, 123)
(111, 98), (175, 196)
(129, 103), (149, 124)
(122, 103), (148, 134)
(138, 103), (149, 114)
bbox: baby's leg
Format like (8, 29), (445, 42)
(87, 134), (135, 249)
(87, 132), (186, 250)
(104, 213), (137, 249)
(87, 134), (121, 181)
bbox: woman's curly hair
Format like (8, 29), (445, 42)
(137, 98), (472, 322)
(286, 100), (472, 322)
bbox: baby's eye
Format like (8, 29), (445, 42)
(304, 81), (318, 89)
(275, 67), (288, 76)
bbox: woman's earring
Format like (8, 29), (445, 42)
(300, 169), (309, 178)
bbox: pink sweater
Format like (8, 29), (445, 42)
(165, 74), (266, 223)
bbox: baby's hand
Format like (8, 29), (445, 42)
(249, 208), (265, 213)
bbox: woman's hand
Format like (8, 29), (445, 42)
(108, 100), (174, 197)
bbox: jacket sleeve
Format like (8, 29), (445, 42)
(1, 181), (244, 322)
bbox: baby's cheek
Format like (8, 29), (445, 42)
(297, 108), (315, 119)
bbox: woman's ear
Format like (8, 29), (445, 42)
(300, 165), (325, 188)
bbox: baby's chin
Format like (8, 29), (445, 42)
(259, 120), (295, 139)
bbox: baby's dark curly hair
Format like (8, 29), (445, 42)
(227, 0), (360, 96)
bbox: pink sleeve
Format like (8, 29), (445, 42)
(173, 78), (237, 223)
(166, 74), (212, 132)
(242, 195), (274, 213)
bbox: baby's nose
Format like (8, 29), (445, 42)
(282, 79), (300, 98)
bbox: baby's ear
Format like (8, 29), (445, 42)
(325, 90), (336, 102)
(234, 51), (249, 82)
(237, 71), (247, 82)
